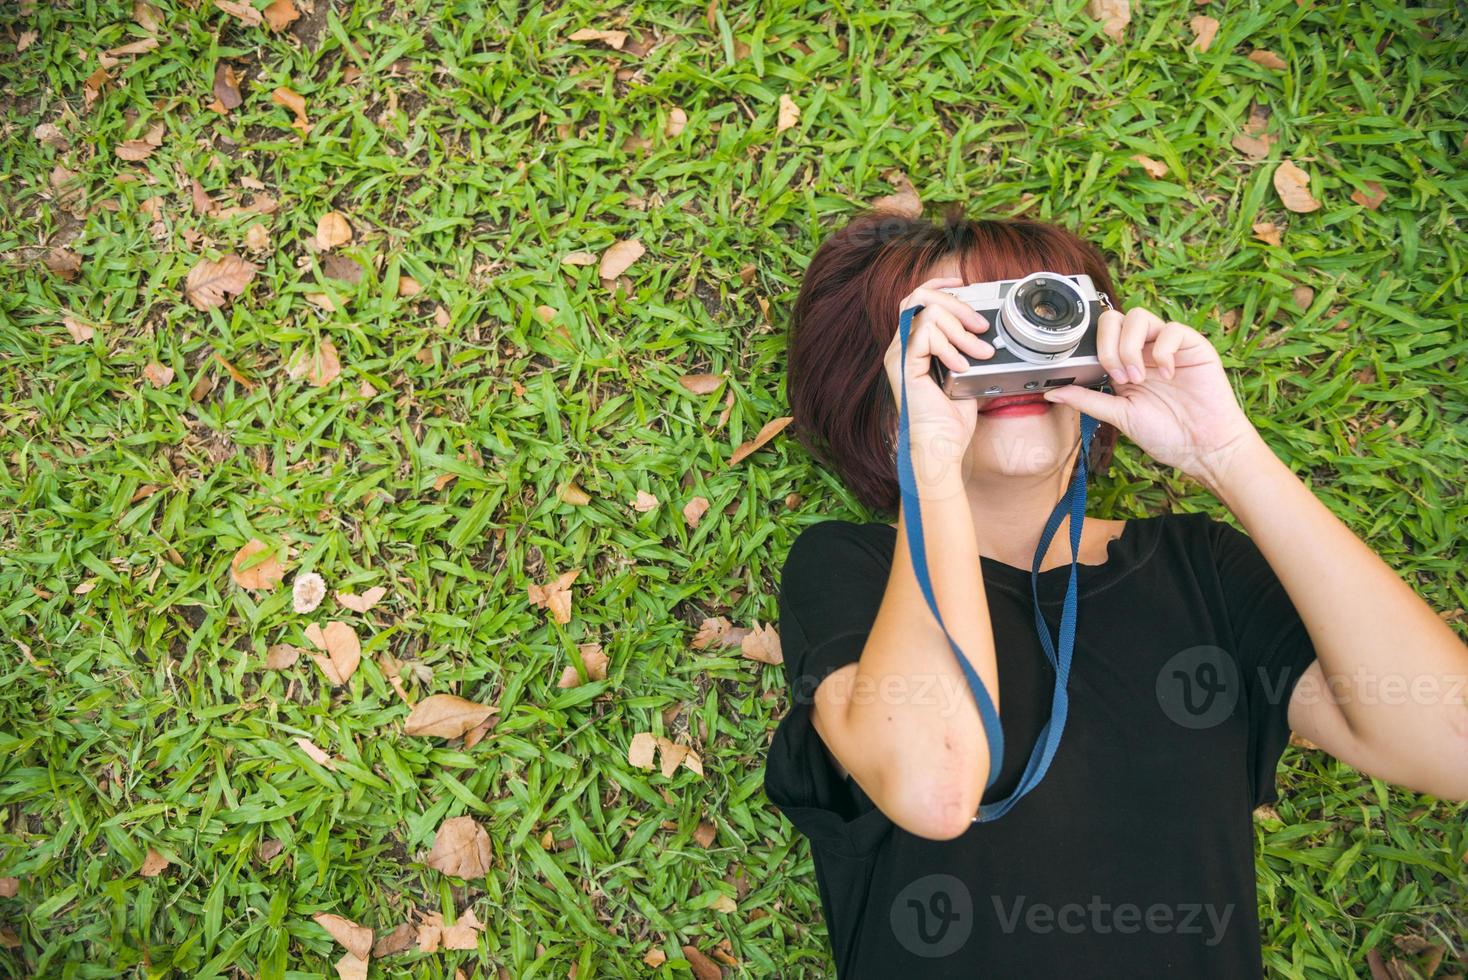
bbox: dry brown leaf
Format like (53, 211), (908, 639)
(271, 86), (309, 135)
(682, 749), (704, 777)
(185, 253), (258, 310)
(45, 247), (82, 281)
(334, 954), (368, 980)
(528, 569), (580, 624)
(231, 538), (284, 590)
(403, 694), (498, 738)
(1291, 285), (1315, 311)
(63, 316), (94, 342)
(0, 878), (17, 898)
(729, 415), (793, 465)
(285, 339), (342, 387)
(215, 0), (263, 26)
(692, 617), (735, 649)
(426, 816), (493, 878)
(116, 139), (157, 161)
(293, 572), (326, 613)
(557, 642), (609, 688)
(1350, 180), (1386, 210)
(1273, 160), (1321, 213)
(17, 30), (38, 51)
(1088, 0), (1130, 41)
(264, 0), (300, 31)
(190, 177), (216, 216)
(872, 171), (922, 217)
(560, 482), (591, 506)
(665, 106), (688, 137)
(34, 123), (68, 150)
(682, 496), (710, 528)
(710, 894), (737, 914)
(1252, 221), (1283, 247)
(678, 373), (723, 394)
(693, 820), (716, 848)
(336, 586), (386, 613)
(133, 0), (164, 31)
(295, 736), (337, 769)
(656, 737), (691, 778)
(304, 621), (361, 685)
(561, 250), (597, 266)
(140, 848), (170, 877)
(441, 908), (482, 950)
(1132, 154), (1168, 178)
(372, 923), (415, 958)
(83, 67), (110, 111)
(313, 913), (373, 961)
(265, 643), (302, 669)
(1230, 132), (1275, 160)
(598, 239), (644, 280)
(1189, 15), (1219, 51)
(1248, 49), (1287, 70)
(568, 28), (627, 49)
(632, 490), (659, 513)
(628, 732), (657, 769)
(683, 945), (722, 980)
(316, 211), (353, 249)
(143, 362), (174, 388)
(741, 622), (783, 665)
(644, 948), (668, 967)
(397, 275), (422, 297)
(776, 93), (800, 133)
(212, 63), (242, 110)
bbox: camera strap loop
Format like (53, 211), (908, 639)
(895, 304), (1098, 823)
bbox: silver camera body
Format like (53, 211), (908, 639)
(929, 271), (1114, 399)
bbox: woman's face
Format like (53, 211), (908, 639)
(923, 255), (1081, 484)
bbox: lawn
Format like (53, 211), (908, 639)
(1, 0), (1465, 977)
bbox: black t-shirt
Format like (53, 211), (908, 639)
(763, 512), (1318, 979)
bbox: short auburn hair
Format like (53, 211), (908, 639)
(787, 207), (1120, 514)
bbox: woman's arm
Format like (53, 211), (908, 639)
(1202, 435), (1468, 800)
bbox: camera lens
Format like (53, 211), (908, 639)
(1024, 287), (1074, 329)
(999, 273), (1088, 361)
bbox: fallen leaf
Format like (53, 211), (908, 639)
(561, 250), (597, 266)
(644, 949), (668, 967)
(1230, 132), (1275, 159)
(295, 736), (337, 769)
(212, 63), (242, 110)
(682, 496), (710, 528)
(213, 352), (256, 391)
(776, 93), (800, 133)
(403, 694), (498, 738)
(693, 820), (716, 848)
(0, 878), (17, 898)
(1252, 221), (1282, 246)
(133, 0), (164, 32)
(729, 415), (793, 465)
(1248, 49), (1287, 70)
(265, 643), (302, 669)
(1350, 180), (1386, 210)
(316, 212), (353, 249)
(741, 622), (783, 665)
(679, 373), (723, 394)
(285, 339), (342, 387)
(215, 0), (263, 27)
(293, 571), (326, 613)
(872, 171), (922, 217)
(257, 839), (284, 861)
(313, 913), (373, 961)
(665, 106), (688, 137)
(656, 737), (690, 777)
(34, 122), (68, 149)
(264, 0), (299, 31)
(116, 139), (158, 161)
(140, 848), (170, 877)
(710, 895), (737, 914)
(63, 317), (94, 342)
(189, 177), (216, 216)
(557, 642), (609, 687)
(1131, 154), (1168, 178)
(244, 223), (271, 252)
(397, 275), (423, 298)
(1088, 0), (1130, 42)
(83, 67), (110, 111)
(1189, 15), (1219, 51)
(682, 749), (704, 777)
(528, 569), (580, 624)
(632, 490), (659, 513)
(45, 247), (82, 281)
(185, 254), (258, 310)
(336, 586), (386, 613)
(559, 482), (591, 506)
(569, 27), (627, 49)
(231, 538), (285, 590)
(143, 362), (174, 387)
(692, 617), (738, 649)
(417, 912), (443, 953)
(372, 923), (414, 958)
(598, 239), (644, 280)
(304, 621), (361, 685)
(682, 945), (721, 980)
(335, 954), (368, 980)
(17, 30), (37, 51)
(271, 86), (309, 135)
(1291, 285), (1315, 310)
(1273, 159), (1321, 213)
(628, 732), (657, 769)
(426, 816), (493, 878)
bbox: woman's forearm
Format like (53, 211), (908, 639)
(812, 446), (997, 839)
(1204, 433), (1468, 796)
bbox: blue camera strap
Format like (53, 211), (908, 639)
(895, 304), (1099, 822)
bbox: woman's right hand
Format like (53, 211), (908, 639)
(883, 276), (995, 465)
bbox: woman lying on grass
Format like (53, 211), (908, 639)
(763, 209), (1468, 978)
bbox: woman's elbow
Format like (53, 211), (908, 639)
(883, 762), (986, 840)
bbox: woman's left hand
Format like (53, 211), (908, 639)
(1040, 306), (1260, 487)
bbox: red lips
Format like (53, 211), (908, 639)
(979, 392), (1049, 413)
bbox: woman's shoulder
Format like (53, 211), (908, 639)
(785, 519), (897, 562)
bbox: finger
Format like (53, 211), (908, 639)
(924, 306), (993, 361)
(1150, 323), (1187, 379)
(1040, 383), (1130, 431)
(922, 323), (971, 376)
(899, 277), (964, 310)
(1094, 308), (1125, 385)
(910, 288), (989, 333)
(1118, 308), (1164, 384)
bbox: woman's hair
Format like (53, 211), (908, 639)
(787, 207), (1120, 514)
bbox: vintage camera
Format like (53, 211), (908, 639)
(929, 272), (1114, 399)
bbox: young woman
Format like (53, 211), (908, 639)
(763, 210), (1468, 977)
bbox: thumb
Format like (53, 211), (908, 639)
(1042, 384), (1129, 431)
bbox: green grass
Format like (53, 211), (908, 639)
(1, 0), (1465, 977)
